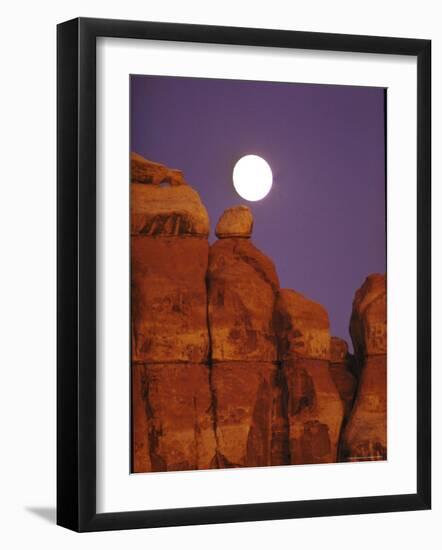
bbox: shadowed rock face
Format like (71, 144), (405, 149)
(270, 367), (290, 466)
(275, 290), (344, 465)
(329, 337), (358, 423)
(131, 154), (215, 472)
(342, 274), (387, 461)
(132, 363), (216, 472)
(210, 362), (279, 468)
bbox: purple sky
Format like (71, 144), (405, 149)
(130, 75), (386, 349)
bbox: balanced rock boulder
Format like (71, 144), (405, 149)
(131, 153), (216, 472)
(275, 290), (344, 465)
(341, 274), (387, 461)
(215, 205), (253, 238)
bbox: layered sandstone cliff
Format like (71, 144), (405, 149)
(131, 153), (216, 472)
(130, 154), (387, 471)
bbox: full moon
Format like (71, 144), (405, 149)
(232, 155), (273, 201)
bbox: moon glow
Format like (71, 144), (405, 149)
(232, 155), (273, 201)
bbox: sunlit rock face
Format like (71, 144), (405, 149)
(208, 237), (280, 362)
(275, 290), (344, 465)
(215, 205), (254, 238)
(207, 208), (289, 468)
(341, 274), (387, 462)
(130, 154), (211, 364)
(131, 237), (209, 363)
(130, 153), (210, 236)
(131, 154), (216, 472)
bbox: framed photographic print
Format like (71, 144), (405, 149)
(57, 17), (431, 532)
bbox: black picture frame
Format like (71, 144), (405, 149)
(57, 17), (431, 532)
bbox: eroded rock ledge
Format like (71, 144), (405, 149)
(131, 153), (210, 237)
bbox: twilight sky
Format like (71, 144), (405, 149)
(130, 75), (386, 348)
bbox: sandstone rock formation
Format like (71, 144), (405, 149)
(131, 153), (209, 237)
(131, 154), (386, 472)
(131, 153), (216, 472)
(341, 274), (387, 461)
(275, 290), (344, 465)
(215, 205), (253, 238)
(329, 337), (358, 423)
(131, 152), (188, 187)
(207, 208), (288, 467)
